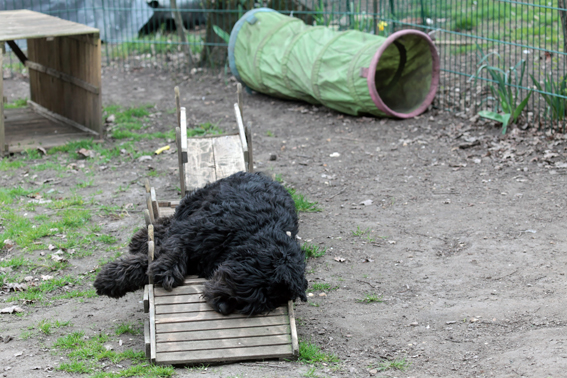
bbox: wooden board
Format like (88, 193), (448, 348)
(185, 135), (246, 190)
(145, 279), (296, 365)
(27, 35), (102, 135)
(0, 10), (99, 41)
(0, 50), (4, 153)
(3, 107), (94, 152)
(212, 135), (247, 179)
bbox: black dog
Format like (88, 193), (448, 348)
(94, 172), (308, 315)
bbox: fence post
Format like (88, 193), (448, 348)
(559, 0), (567, 52)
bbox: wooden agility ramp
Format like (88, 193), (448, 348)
(141, 85), (298, 365)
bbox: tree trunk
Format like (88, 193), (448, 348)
(170, 0), (194, 67)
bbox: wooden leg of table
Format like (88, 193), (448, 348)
(0, 49), (5, 157)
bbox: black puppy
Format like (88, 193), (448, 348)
(94, 172), (308, 315)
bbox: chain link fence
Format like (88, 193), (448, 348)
(1, 0), (566, 131)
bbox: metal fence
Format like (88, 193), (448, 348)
(2, 1), (567, 131)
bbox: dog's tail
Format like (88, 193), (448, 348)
(93, 254), (150, 298)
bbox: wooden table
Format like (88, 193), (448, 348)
(0, 10), (102, 155)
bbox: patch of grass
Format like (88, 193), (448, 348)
(115, 322), (143, 336)
(266, 130), (275, 137)
(0, 158), (26, 171)
(273, 174), (321, 212)
(53, 289), (97, 300)
(76, 179), (95, 189)
(302, 243), (326, 259)
(352, 226), (370, 237)
(23, 148), (43, 160)
(357, 293), (383, 304)
(38, 319), (73, 335)
(108, 32), (203, 59)
(5, 275), (82, 303)
(288, 188), (321, 212)
(53, 331), (153, 376)
(298, 341), (340, 364)
(374, 357), (410, 372)
(310, 283), (338, 291)
(0, 186), (42, 204)
(4, 98), (28, 109)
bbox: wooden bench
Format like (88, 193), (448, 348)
(140, 86), (298, 365)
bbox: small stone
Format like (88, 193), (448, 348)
(409, 322), (419, 327)
(269, 153), (277, 161)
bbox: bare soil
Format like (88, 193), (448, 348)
(2, 67), (567, 378)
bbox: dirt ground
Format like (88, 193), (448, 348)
(1, 66), (567, 378)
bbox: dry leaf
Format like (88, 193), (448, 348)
(334, 256), (346, 262)
(77, 148), (93, 158)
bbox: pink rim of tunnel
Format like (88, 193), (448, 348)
(366, 29), (440, 119)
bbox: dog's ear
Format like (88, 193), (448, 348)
(273, 262), (306, 301)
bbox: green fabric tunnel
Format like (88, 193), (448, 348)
(228, 8), (440, 118)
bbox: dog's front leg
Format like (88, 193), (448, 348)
(148, 237), (187, 291)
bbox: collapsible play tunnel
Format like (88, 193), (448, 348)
(228, 8), (440, 118)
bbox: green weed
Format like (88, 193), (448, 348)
(4, 98), (28, 109)
(298, 341), (340, 364)
(115, 322), (143, 336)
(311, 283), (338, 291)
(357, 293), (383, 304)
(472, 45), (532, 134)
(302, 243), (326, 259)
(374, 357), (410, 372)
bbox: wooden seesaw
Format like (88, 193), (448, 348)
(140, 84), (299, 365)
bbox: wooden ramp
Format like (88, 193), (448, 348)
(143, 277), (298, 365)
(140, 85), (298, 365)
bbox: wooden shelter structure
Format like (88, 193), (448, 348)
(0, 10), (102, 155)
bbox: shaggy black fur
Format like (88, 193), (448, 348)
(94, 172), (308, 315)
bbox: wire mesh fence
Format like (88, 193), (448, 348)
(1, 0), (566, 131)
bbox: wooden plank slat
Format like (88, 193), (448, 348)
(184, 277), (207, 284)
(143, 285), (149, 313)
(233, 102), (248, 152)
(156, 313), (289, 333)
(144, 319), (151, 359)
(28, 100), (98, 136)
(155, 344), (293, 365)
(0, 50), (4, 155)
(0, 10), (99, 41)
(155, 300), (213, 311)
(245, 124), (254, 172)
(156, 302), (215, 315)
(156, 334), (291, 354)
(212, 135), (246, 179)
(153, 285), (205, 297)
(175, 127), (186, 198)
(157, 207), (175, 218)
(180, 107), (188, 163)
(185, 138), (216, 189)
(150, 188), (160, 219)
(156, 324), (291, 343)
(26, 60), (100, 94)
(156, 307), (287, 325)
(148, 285), (157, 363)
(145, 193), (155, 224)
(288, 300), (299, 357)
